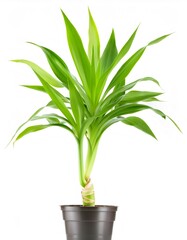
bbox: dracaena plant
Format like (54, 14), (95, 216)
(10, 9), (180, 206)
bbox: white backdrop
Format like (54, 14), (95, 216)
(0, 0), (187, 239)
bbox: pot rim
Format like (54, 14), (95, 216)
(60, 205), (118, 211)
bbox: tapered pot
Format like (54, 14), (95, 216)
(61, 205), (117, 240)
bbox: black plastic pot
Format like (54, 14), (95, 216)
(61, 205), (117, 240)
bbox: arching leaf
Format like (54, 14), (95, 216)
(122, 116), (157, 139)
(12, 60), (63, 88)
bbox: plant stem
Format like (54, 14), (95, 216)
(85, 140), (92, 181)
(85, 142), (99, 180)
(78, 138), (86, 187)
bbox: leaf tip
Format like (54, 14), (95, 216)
(10, 59), (18, 63)
(153, 134), (158, 141)
(26, 41), (38, 47)
(88, 7), (91, 15)
(137, 23), (141, 30)
(61, 9), (68, 21)
(168, 32), (175, 36)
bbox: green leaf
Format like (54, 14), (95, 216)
(148, 33), (172, 46)
(126, 76), (160, 89)
(94, 26), (139, 103)
(105, 33), (171, 95)
(7, 106), (45, 146)
(31, 113), (68, 124)
(12, 60), (64, 88)
(91, 117), (124, 147)
(69, 80), (84, 129)
(102, 104), (151, 122)
(100, 29), (118, 75)
(167, 116), (182, 132)
(90, 47), (97, 100)
(88, 9), (100, 66)
(27, 42), (69, 87)
(15, 125), (52, 142)
(143, 97), (160, 102)
(151, 109), (181, 132)
(61, 10), (91, 95)
(46, 101), (57, 108)
(21, 85), (46, 93)
(47, 118), (60, 124)
(122, 116), (157, 139)
(80, 117), (95, 140)
(115, 25), (140, 64)
(94, 30), (118, 103)
(95, 26), (139, 100)
(93, 106), (167, 149)
(113, 79), (126, 93)
(26, 42), (89, 107)
(121, 90), (163, 103)
(22, 84), (70, 103)
(36, 73), (76, 127)
(105, 47), (146, 95)
(97, 77), (160, 115)
(99, 103), (180, 134)
(14, 123), (73, 143)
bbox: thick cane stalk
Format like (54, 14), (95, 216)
(81, 179), (95, 206)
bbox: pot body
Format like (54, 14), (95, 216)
(61, 205), (117, 240)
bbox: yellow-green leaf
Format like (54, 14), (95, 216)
(122, 116), (157, 139)
(62, 10), (91, 95)
(12, 59), (63, 88)
(88, 9), (100, 67)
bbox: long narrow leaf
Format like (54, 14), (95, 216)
(62, 10), (91, 95)
(88, 9), (100, 66)
(122, 116), (157, 139)
(21, 84), (70, 103)
(69, 81), (84, 129)
(31, 113), (69, 124)
(167, 116), (182, 132)
(21, 85), (46, 93)
(15, 125), (52, 142)
(14, 123), (73, 143)
(115, 25), (140, 64)
(36, 73), (76, 127)
(95, 25), (140, 102)
(7, 106), (45, 146)
(105, 33), (171, 96)
(27, 42), (89, 106)
(27, 42), (69, 87)
(105, 47), (146, 95)
(97, 77), (160, 115)
(148, 33), (172, 46)
(46, 101), (57, 109)
(143, 97), (160, 102)
(12, 60), (63, 88)
(100, 30), (118, 75)
(80, 117), (95, 140)
(94, 30), (118, 103)
(8, 101), (63, 146)
(124, 76), (160, 89)
(91, 117), (124, 147)
(98, 103), (179, 134)
(121, 90), (163, 103)
(90, 48), (97, 101)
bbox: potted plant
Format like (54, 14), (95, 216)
(10, 9), (180, 240)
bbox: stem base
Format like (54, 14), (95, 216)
(81, 179), (95, 206)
